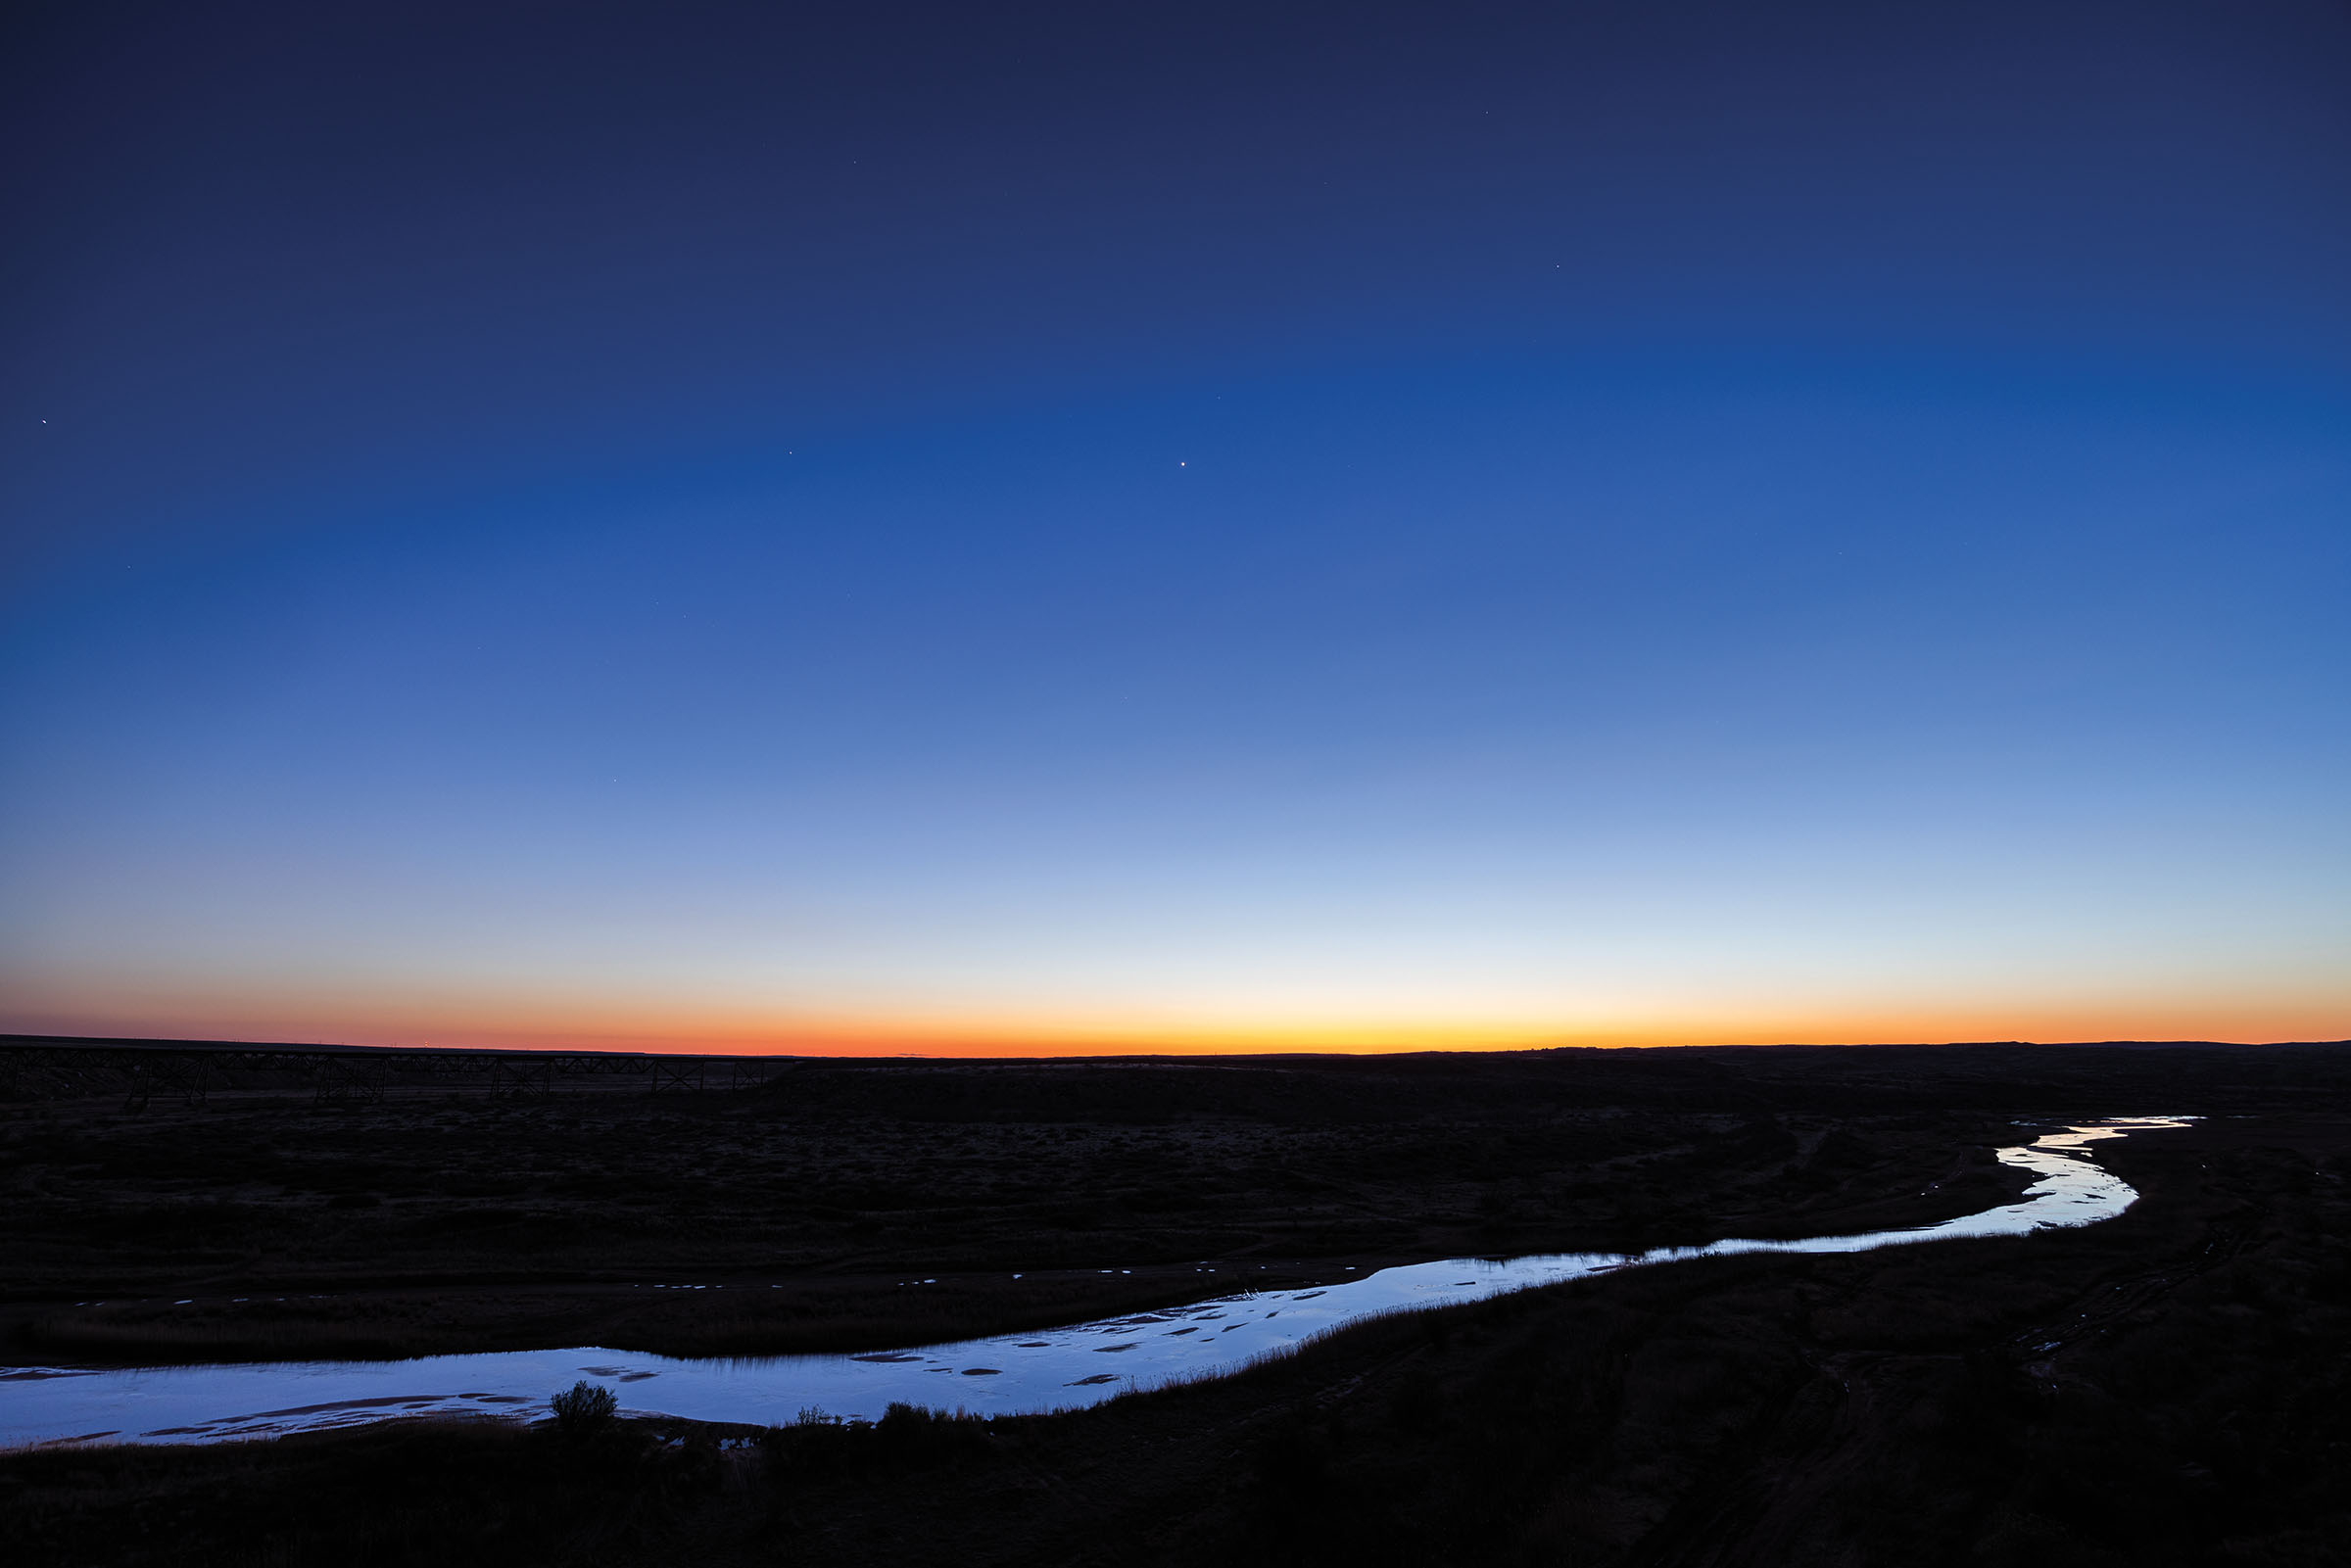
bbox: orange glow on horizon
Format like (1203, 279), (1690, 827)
(2, 994), (2339, 1056)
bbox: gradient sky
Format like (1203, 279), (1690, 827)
(3, 1), (2346, 1053)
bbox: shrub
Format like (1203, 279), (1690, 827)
(550, 1380), (617, 1435)
(875, 1401), (990, 1464)
(758, 1403), (990, 1481)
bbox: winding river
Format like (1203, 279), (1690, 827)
(0, 1117), (2187, 1449)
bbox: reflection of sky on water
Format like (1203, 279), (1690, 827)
(0, 1119), (2187, 1449)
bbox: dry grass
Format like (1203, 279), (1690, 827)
(8, 1115), (2347, 1568)
(5, 1045), (2215, 1364)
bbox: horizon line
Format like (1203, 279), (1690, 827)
(6, 1030), (2344, 1061)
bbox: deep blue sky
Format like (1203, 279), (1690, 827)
(3, 1), (2346, 1050)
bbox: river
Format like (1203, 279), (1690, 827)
(0, 1117), (2188, 1449)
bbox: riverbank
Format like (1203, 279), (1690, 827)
(0, 1137), (2036, 1366)
(8, 1109), (2345, 1567)
(10, 1043), (2218, 1366)
(0, 1121), (2174, 1447)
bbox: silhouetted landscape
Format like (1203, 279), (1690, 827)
(13, 0), (2348, 1561)
(7, 1039), (2349, 1565)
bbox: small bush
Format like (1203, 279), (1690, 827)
(550, 1380), (617, 1435)
(875, 1402), (990, 1465)
(759, 1402), (990, 1480)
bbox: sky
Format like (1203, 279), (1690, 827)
(2, 0), (2346, 1054)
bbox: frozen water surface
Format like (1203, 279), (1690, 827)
(0, 1118), (2188, 1449)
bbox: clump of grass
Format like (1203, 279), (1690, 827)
(549, 1380), (617, 1435)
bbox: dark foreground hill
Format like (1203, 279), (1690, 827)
(5, 1042), (2348, 1565)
